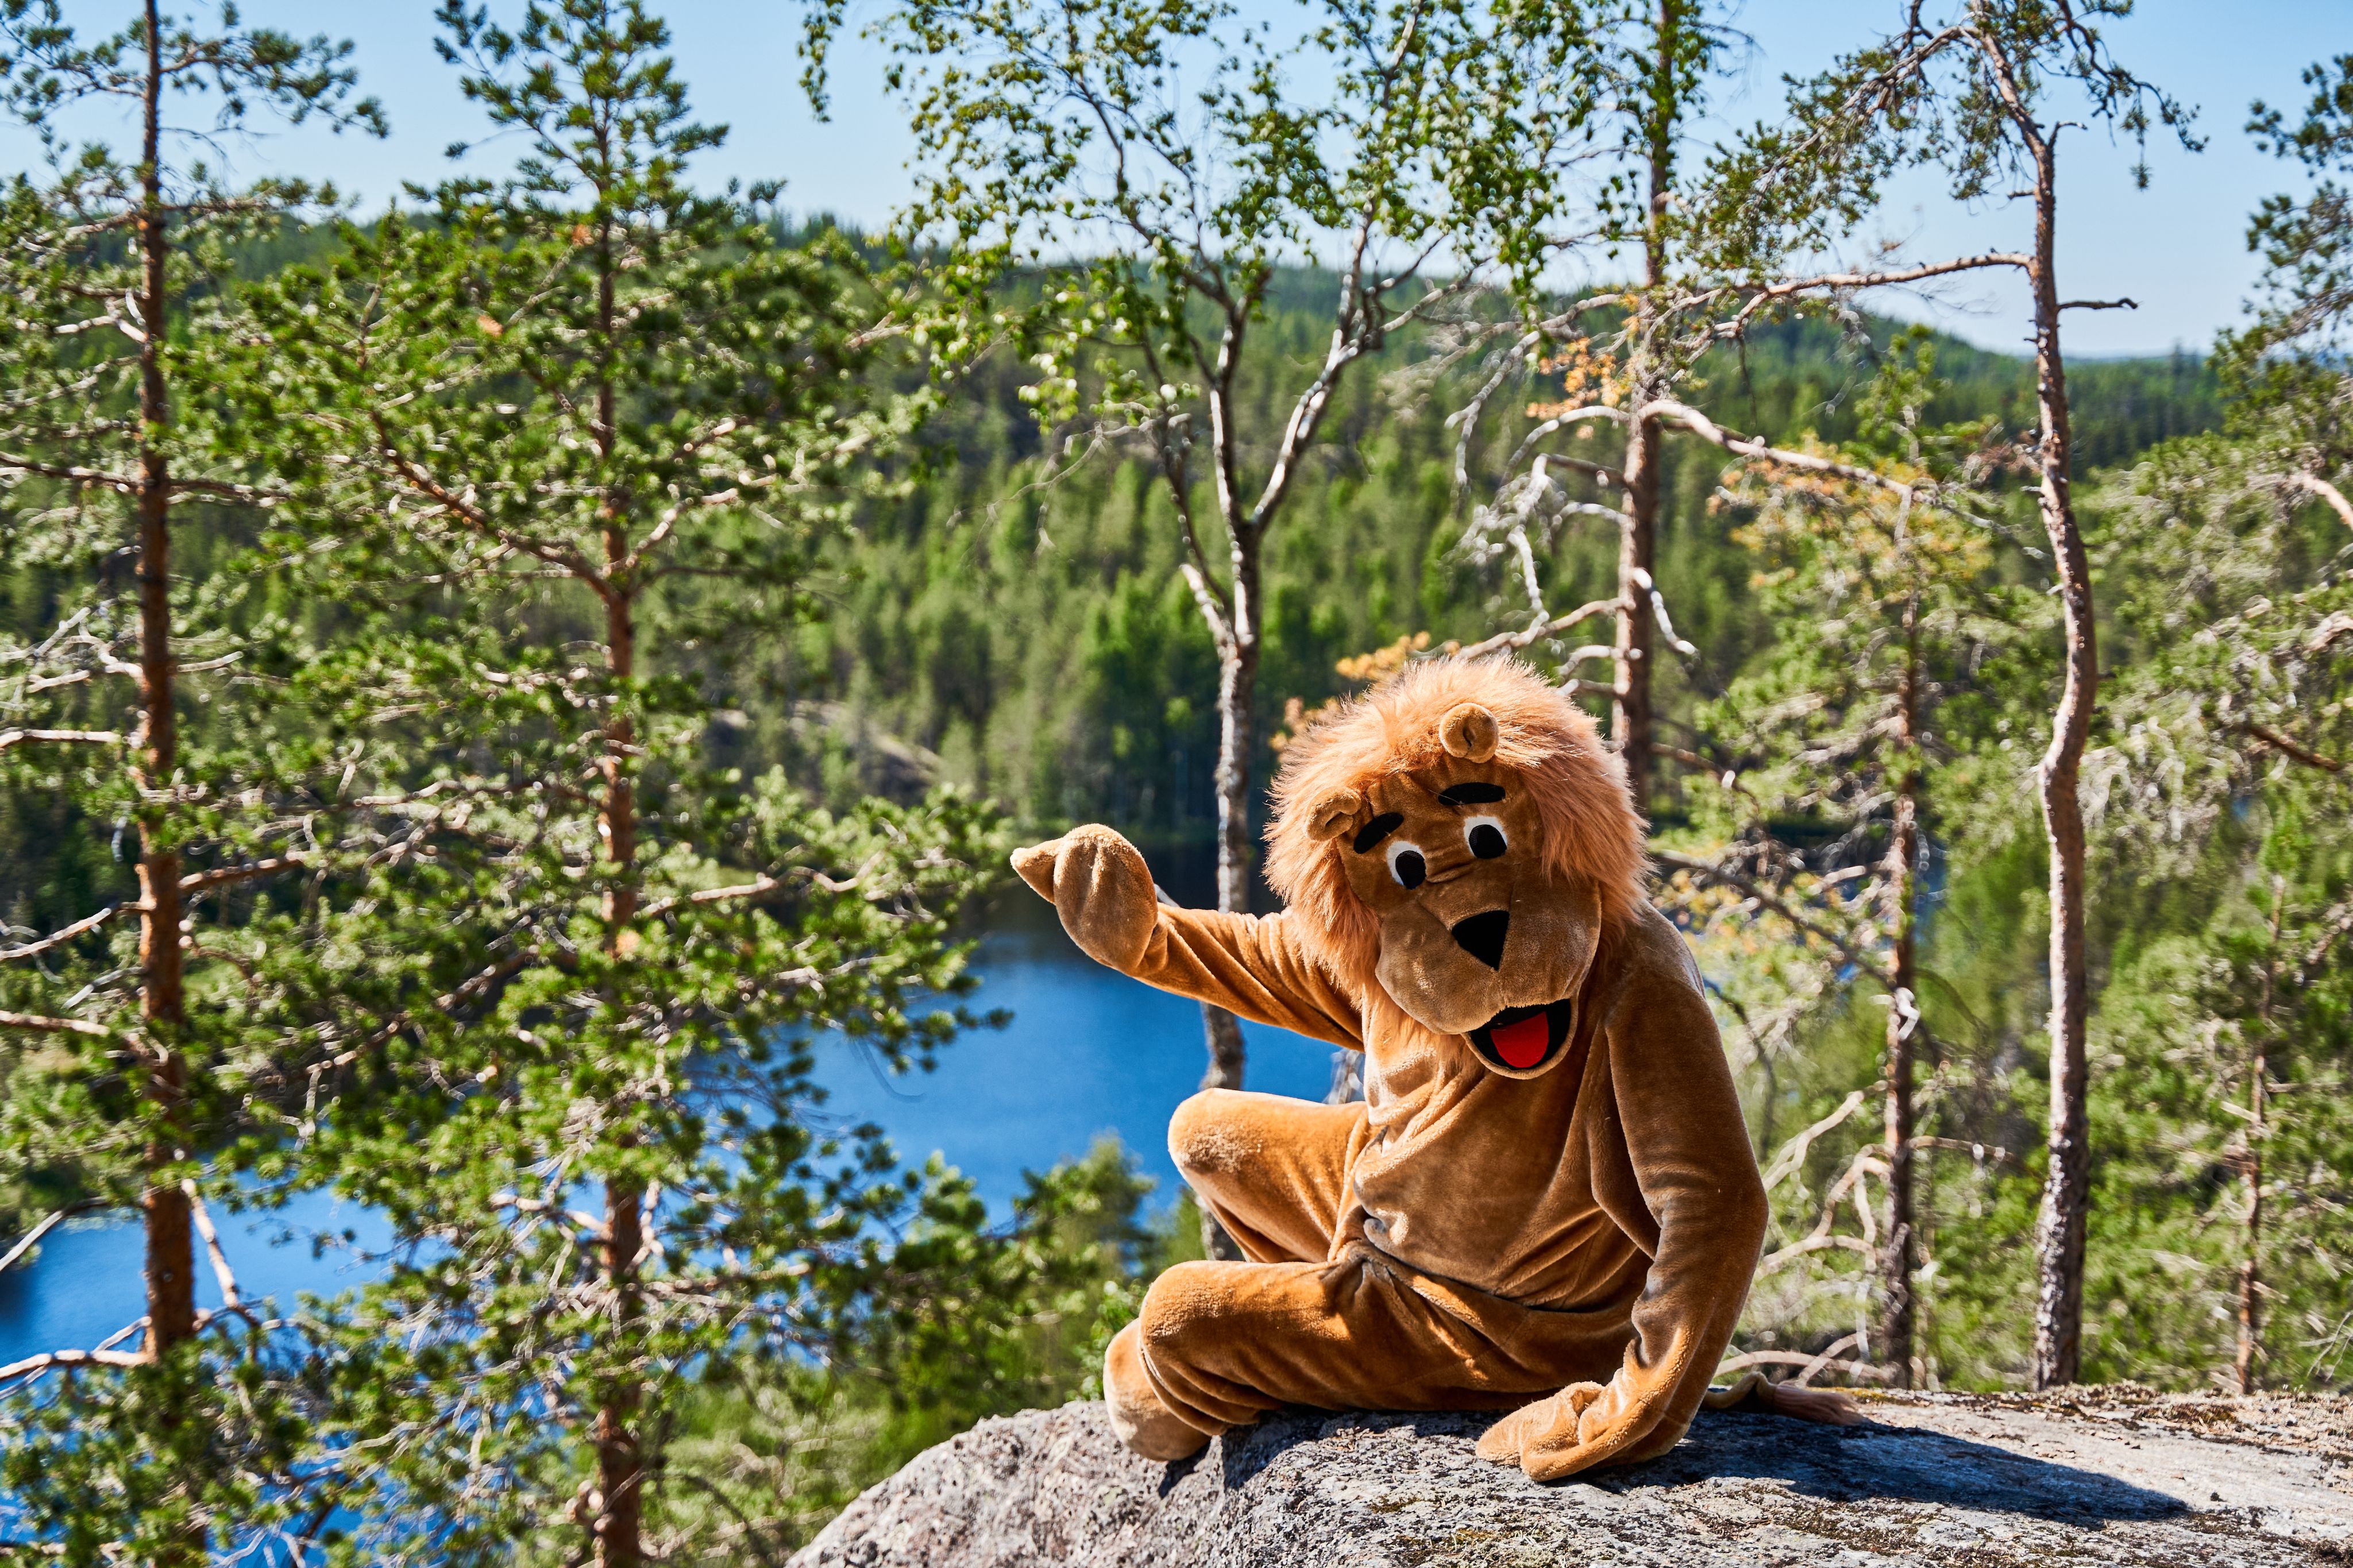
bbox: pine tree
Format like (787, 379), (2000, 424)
(0, 4), (380, 1558)
(1680, 333), (2032, 1387)
(233, 5), (1000, 1562)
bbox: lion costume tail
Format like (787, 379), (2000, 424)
(1701, 1370), (1863, 1426)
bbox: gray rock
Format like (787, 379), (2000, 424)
(791, 1388), (2353, 1567)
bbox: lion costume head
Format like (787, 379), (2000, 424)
(1262, 656), (1645, 1077)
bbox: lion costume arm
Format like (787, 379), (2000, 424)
(1012, 825), (1364, 1049)
(1476, 920), (1769, 1481)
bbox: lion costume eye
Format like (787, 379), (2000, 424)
(1386, 840), (1428, 889)
(1464, 814), (1507, 860)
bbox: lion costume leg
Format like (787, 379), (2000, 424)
(1167, 1088), (1363, 1262)
(1107, 1088), (1637, 1463)
(1104, 1088), (1362, 1459)
(1109, 1242), (1637, 1461)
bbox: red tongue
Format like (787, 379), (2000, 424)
(1490, 1013), (1551, 1069)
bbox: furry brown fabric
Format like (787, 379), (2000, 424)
(1011, 655), (1802, 1482)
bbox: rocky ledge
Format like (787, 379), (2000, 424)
(792, 1387), (2353, 1567)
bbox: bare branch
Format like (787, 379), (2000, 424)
(0, 1198), (112, 1276)
(1760, 1089), (1870, 1192)
(1453, 597), (1622, 660)
(1718, 1349), (1894, 1382)
(0, 1347), (145, 1382)
(2237, 720), (2344, 774)
(182, 1183), (241, 1309)
(2285, 471), (2353, 531)
(0, 728), (125, 752)
(180, 856), (305, 894)
(639, 875), (785, 921)
(1646, 399), (1916, 501)
(0, 902), (133, 963)
(1657, 851), (1892, 985)
(1698, 252), (2032, 343)
(0, 1009), (110, 1038)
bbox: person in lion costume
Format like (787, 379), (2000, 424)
(1011, 654), (1854, 1482)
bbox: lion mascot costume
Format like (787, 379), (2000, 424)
(1011, 655), (1854, 1482)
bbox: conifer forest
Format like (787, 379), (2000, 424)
(0, 0), (2347, 1561)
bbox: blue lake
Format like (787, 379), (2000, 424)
(0, 901), (1340, 1367)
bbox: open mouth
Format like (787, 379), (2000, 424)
(1467, 997), (1577, 1073)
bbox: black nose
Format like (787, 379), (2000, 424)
(1451, 910), (1510, 970)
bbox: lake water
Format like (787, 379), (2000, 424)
(0, 898), (1340, 1367)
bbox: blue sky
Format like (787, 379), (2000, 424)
(2, 1), (2342, 356)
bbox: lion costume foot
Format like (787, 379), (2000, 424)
(1104, 1321), (1213, 1462)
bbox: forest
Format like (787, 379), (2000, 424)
(0, 0), (2347, 1563)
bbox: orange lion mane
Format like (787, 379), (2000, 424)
(1264, 655), (1647, 986)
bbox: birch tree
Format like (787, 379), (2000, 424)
(1684, 333), (2029, 1387)
(809, 0), (1599, 1193)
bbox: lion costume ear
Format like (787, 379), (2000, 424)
(1439, 702), (1500, 762)
(1301, 787), (1364, 843)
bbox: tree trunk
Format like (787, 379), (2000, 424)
(1612, 412), (1658, 812)
(2238, 886), (2282, 1395)
(1876, 604), (1922, 1387)
(2026, 134), (2097, 1394)
(2235, 1053), (2265, 1396)
(1198, 564), (1258, 1260)
(595, 570), (646, 1567)
(1611, 5), (1679, 813)
(591, 214), (646, 1562)
(133, 0), (194, 1373)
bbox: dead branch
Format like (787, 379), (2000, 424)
(0, 728), (125, 752)
(1699, 251), (2032, 342)
(1646, 399), (1916, 501)
(1717, 1348), (1893, 1383)
(182, 1182), (240, 1310)
(0, 901), (133, 963)
(1452, 597), (1625, 661)
(2238, 720), (2344, 774)
(0, 1347), (145, 1382)
(1760, 1090), (1870, 1192)
(0, 1198), (112, 1276)
(1655, 850), (1892, 985)
(2285, 471), (2353, 531)
(0, 1009), (110, 1038)
(180, 856), (306, 894)
(638, 875), (785, 922)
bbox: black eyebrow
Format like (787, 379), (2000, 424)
(1437, 782), (1506, 806)
(1351, 812), (1404, 853)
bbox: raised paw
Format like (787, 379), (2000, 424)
(1008, 824), (1158, 971)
